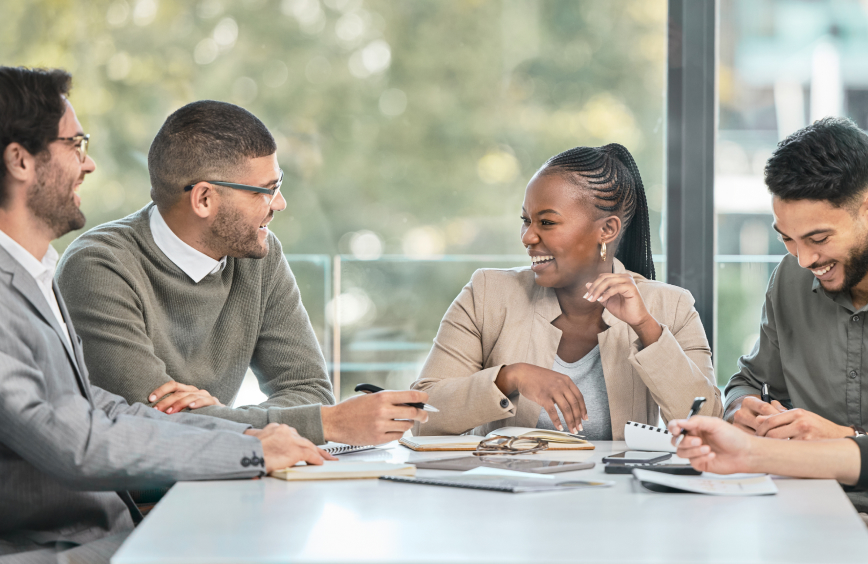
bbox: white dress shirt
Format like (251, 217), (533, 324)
(149, 206), (227, 283)
(0, 228), (72, 347)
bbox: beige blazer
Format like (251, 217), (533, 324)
(411, 260), (723, 439)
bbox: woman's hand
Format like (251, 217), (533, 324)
(584, 273), (662, 347)
(496, 363), (587, 434)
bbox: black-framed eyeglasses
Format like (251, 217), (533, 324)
(55, 134), (90, 163)
(184, 169), (284, 204)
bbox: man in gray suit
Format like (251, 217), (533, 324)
(0, 66), (335, 563)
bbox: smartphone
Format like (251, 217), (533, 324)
(601, 451), (671, 464)
(604, 464), (700, 475)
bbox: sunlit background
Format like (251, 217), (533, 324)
(4, 0), (867, 405)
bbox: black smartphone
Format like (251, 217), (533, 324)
(604, 464), (700, 475)
(601, 451), (671, 464)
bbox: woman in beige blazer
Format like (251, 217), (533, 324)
(412, 143), (723, 440)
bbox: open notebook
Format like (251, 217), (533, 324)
(271, 461), (415, 481)
(400, 427), (594, 451)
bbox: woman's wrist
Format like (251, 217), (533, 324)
(631, 315), (663, 348)
(495, 364), (518, 396)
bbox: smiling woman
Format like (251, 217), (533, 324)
(411, 144), (723, 440)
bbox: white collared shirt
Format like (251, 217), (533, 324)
(149, 206), (227, 283)
(0, 228), (72, 347)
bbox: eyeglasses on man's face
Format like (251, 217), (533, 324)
(184, 169), (284, 205)
(54, 134), (90, 163)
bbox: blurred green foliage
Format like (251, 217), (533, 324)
(1, 0), (667, 258)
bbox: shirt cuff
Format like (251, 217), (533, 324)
(268, 403), (324, 445)
(847, 435), (868, 489)
(722, 386), (760, 413)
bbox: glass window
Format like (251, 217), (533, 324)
(7, 0), (666, 400)
(716, 0), (868, 385)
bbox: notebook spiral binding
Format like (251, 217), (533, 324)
(322, 444), (376, 455)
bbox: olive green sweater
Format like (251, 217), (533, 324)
(56, 203), (334, 444)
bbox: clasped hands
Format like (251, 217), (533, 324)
(732, 395), (854, 440)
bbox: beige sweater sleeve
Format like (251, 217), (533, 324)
(412, 271), (515, 435)
(628, 289), (723, 422)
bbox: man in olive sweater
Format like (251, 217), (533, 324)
(56, 100), (428, 447)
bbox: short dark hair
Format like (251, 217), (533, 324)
(765, 117), (868, 208)
(148, 100), (277, 210)
(539, 143), (655, 280)
(0, 66), (72, 205)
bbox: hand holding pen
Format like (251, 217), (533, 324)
(675, 397), (707, 447)
(355, 383), (439, 412)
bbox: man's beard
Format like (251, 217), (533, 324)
(839, 234), (868, 294)
(210, 202), (269, 259)
(27, 157), (85, 239)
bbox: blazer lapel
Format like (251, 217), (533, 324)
(598, 258), (639, 436)
(0, 247), (88, 391)
(517, 284), (563, 427)
(55, 281), (93, 401)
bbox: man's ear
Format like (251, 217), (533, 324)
(857, 189), (868, 224)
(600, 215), (622, 245)
(4, 142), (36, 184)
(188, 182), (219, 219)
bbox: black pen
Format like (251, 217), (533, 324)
(354, 383), (440, 412)
(761, 383), (771, 403)
(676, 397), (707, 446)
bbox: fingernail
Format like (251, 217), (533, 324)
(190, 402), (196, 408)
(557, 424), (563, 431)
(582, 293), (588, 299)
(587, 295), (594, 301)
(149, 395), (156, 402)
(578, 424), (583, 431)
(166, 407), (173, 414)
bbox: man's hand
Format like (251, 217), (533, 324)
(149, 381), (224, 414)
(244, 423), (337, 473)
(668, 416), (757, 474)
(496, 363), (587, 434)
(755, 408), (854, 440)
(729, 395), (785, 434)
(320, 390), (430, 446)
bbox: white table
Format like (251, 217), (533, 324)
(112, 441), (868, 564)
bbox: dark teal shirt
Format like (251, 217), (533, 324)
(725, 254), (868, 428)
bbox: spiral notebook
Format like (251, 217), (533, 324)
(624, 421), (677, 453)
(321, 443), (376, 455)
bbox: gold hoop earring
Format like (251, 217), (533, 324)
(600, 242), (607, 262)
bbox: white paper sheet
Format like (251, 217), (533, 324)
(633, 469), (778, 496)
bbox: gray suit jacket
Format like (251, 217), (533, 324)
(0, 245), (266, 555)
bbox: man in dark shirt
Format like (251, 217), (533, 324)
(726, 118), (868, 444)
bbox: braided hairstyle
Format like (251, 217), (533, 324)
(539, 143), (656, 280)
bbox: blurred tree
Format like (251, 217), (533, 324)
(1, 0), (666, 258)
